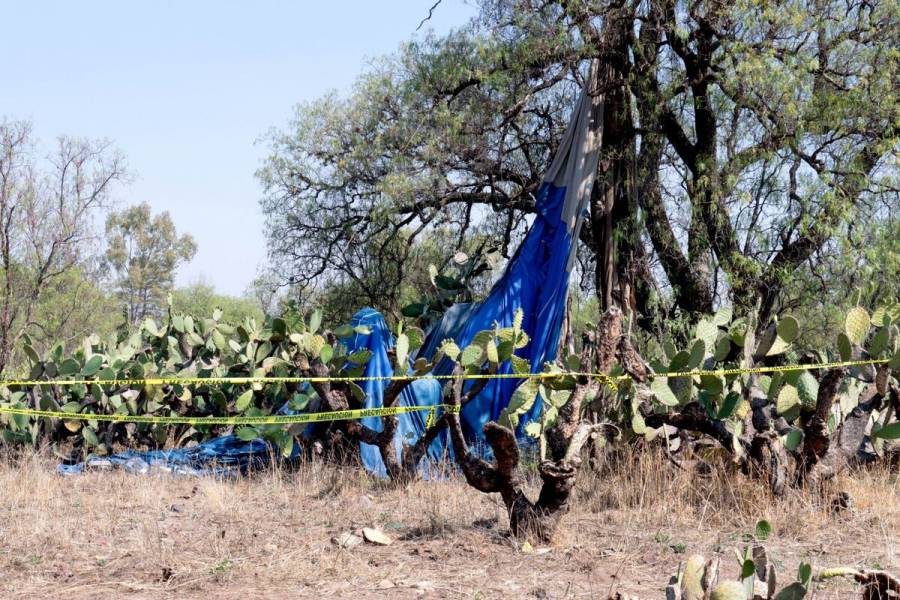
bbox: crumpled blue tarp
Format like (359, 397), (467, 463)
(346, 65), (602, 467)
(58, 395), (306, 476)
(414, 64), (603, 443)
(57, 435), (282, 476)
(419, 182), (581, 442)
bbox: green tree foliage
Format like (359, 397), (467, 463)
(259, 0), (898, 329)
(170, 282), (264, 325)
(779, 216), (899, 348)
(104, 203), (197, 324)
(257, 23), (579, 315)
(28, 267), (120, 365)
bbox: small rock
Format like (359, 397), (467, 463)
(377, 579), (395, 589)
(362, 527), (392, 545)
(332, 532), (363, 549)
(831, 491), (854, 514)
(520, 541), (534, 554)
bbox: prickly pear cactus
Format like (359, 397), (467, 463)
(709, 581), (746, 600)
(0, 305), (389, 456)
(681, 554), (710, 600)
(627, 299), (899, 462)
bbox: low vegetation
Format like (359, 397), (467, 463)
(0, 448), (896, 599)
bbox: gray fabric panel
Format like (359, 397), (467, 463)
(544, 60), (603, 222)
(541, 60), (604, 270)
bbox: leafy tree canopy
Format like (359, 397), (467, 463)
(259, 0), (898, 330)
(170, 282), (265, 325)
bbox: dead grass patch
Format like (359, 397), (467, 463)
(0, 448), (895, 599)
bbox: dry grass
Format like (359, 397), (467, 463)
(0, 449), (896, 599)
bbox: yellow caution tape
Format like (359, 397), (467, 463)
(0, 358), (888, 426)
(570, 358), (888, 392)
(0, 403), (460, 427)
(0, 371), (595, 387)
(638, 358), (889, 381)
(0, 359), (885, 389)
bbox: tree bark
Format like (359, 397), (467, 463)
(591, 8), (642, 318)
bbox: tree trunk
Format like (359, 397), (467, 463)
(592, 7), (640, 319)
(444, 312), (618, 541)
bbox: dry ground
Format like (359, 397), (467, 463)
(0, 449), (896, 599)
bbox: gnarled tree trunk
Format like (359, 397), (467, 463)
(444, 310), (622, 540)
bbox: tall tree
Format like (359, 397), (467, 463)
(104, 203), (197, 324)
(627, 0), (898, 325)
(0, 119), (125, 375)
(259, 0), (898, 329)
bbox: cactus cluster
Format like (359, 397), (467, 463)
(661, 518), (900, 599)
(645, 307), (801, 414)
(0, 297), (538, 459)
(440, 308), (594, 460)
(630, 300), (900, 459)
(664, 520), (810, 599)
(2, 287), (897, 470)
(402, 251), (495, 327)
(0, 302), (377, 457)
(843, 303), (900, 450)
(672, 550), (812, 600)
(436, 307), (530, 379)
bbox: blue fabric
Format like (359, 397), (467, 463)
(60, 75), (594, 477)
(58, 381), (310, 476)
(415, 302), (476, 360)
(59, 181), (579, 478)
(339, 179), (579, 466)
(58, 434), (287, 476)
(420, 181), (575, 441)
(343, 308), (449, 477)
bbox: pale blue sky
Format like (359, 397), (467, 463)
(2, 0), (477, 295)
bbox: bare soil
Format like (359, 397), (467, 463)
(0, 450), (896, 599)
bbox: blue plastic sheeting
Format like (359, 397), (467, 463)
(416, 302), (476, 360)
(416, 62), (604, 442)
(419, 182), (578, 442)
(344, 308), (450, 477)
(58, 434), (293, 477)
(348, 65), (603, 462)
